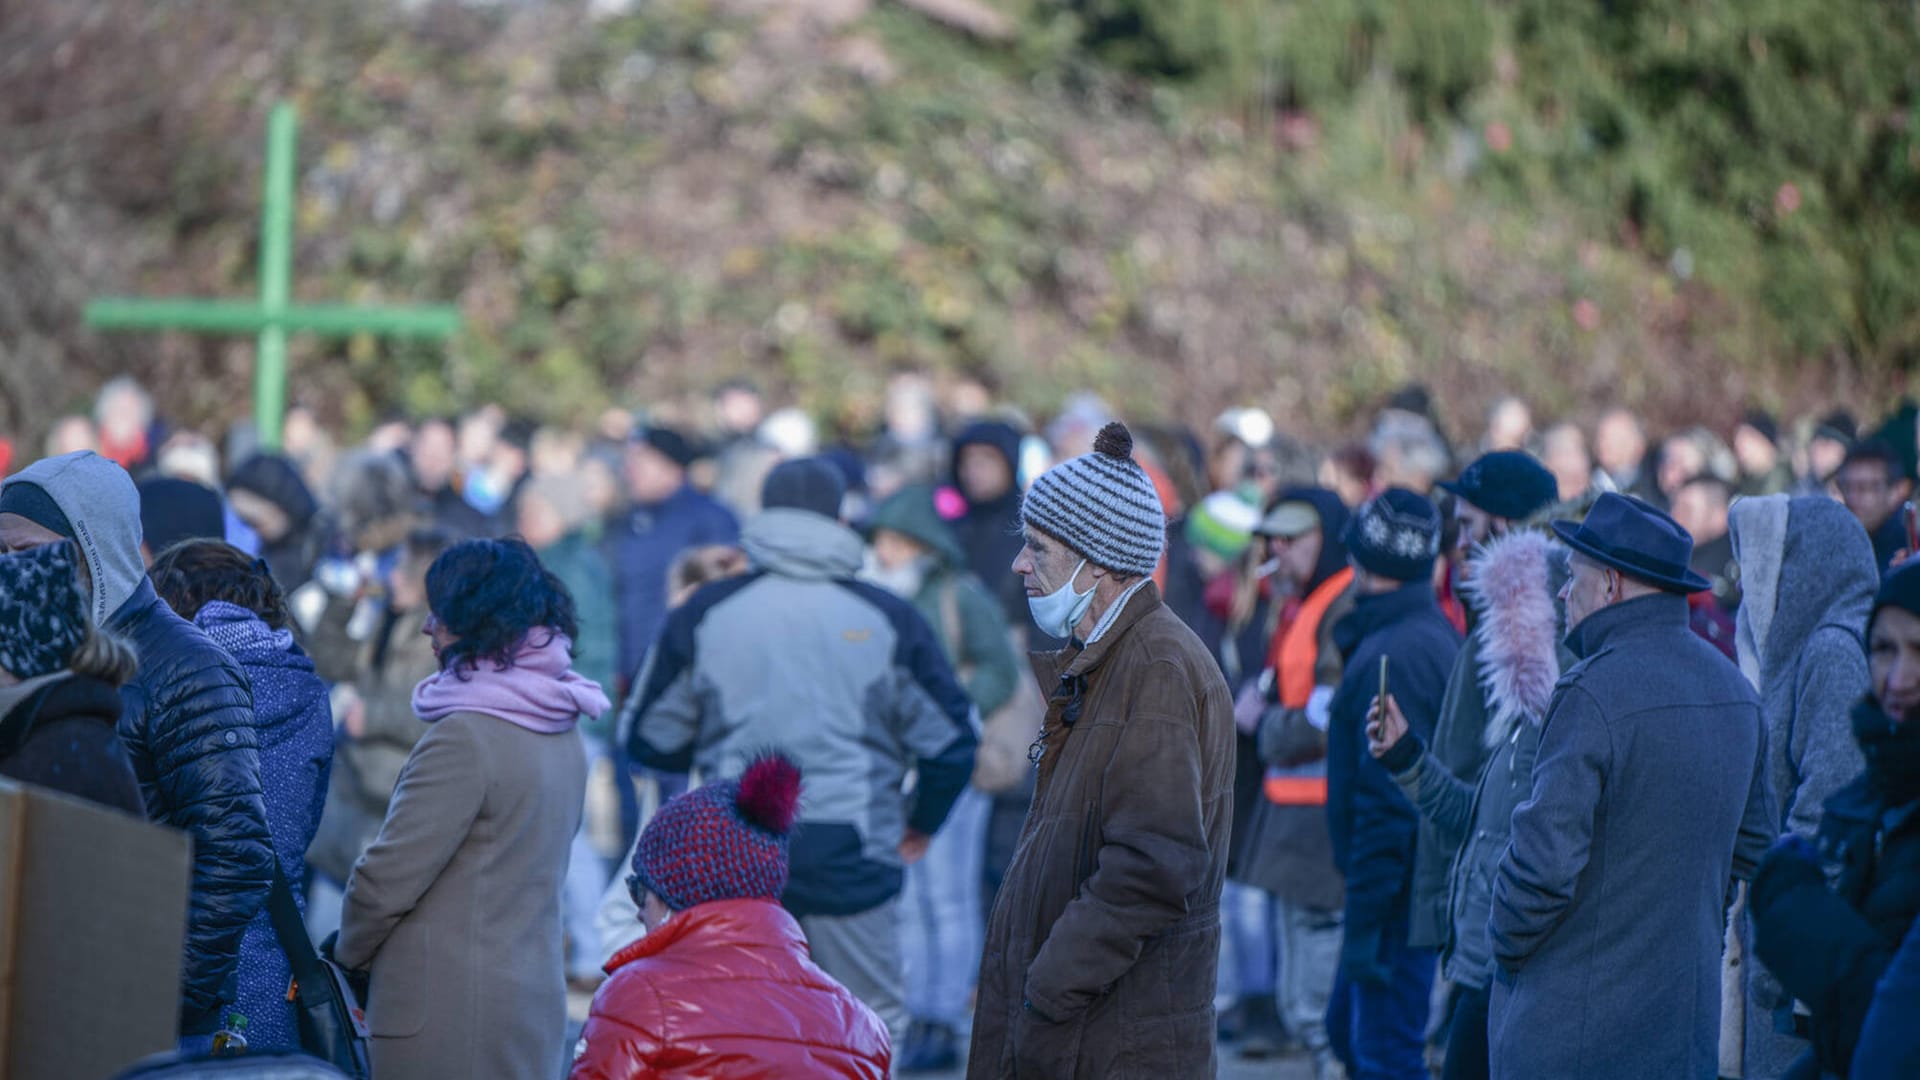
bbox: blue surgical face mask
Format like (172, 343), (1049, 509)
(1028, 558), (1094, 640)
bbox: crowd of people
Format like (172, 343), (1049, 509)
(1, 371), (1918, 1079)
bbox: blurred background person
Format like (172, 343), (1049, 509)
(861, 484), (1020, 1073)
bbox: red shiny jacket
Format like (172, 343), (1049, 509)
(569, 898), (892, 1080)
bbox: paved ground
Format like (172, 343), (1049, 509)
(566, 993), (1317, 1077)
(911, 1050), (1320, 1078)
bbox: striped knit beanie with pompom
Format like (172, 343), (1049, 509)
(1021, 422), (1166, 577)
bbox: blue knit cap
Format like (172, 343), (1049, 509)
(1344, 488), (1442, 582)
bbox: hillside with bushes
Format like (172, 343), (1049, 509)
(0, 0), (1912, 443)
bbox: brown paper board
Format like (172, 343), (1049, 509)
(0, 779), (191, 1080)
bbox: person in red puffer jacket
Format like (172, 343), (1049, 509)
(570, 753), (892, 1080)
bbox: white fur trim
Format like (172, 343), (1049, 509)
(1463, 531), (1563, 749)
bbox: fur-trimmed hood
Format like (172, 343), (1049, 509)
(1462, 530), (1564, 748)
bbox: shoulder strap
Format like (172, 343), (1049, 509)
(265, 859), (325, 987)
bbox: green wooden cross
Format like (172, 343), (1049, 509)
(84, 102), (460, 450)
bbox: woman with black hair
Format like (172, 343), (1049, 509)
(335, 538), (609, 1080)
(150, 539), (335, 1054)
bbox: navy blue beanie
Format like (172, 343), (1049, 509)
(1344, 488), (1442, 582)
(1438, 451), (1558, 522)
(0, 482), (73, 540)
(1873, 561), (1920, 628)
(762, 458), (847, 519)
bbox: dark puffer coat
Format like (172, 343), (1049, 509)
(114, 580), (276, 1032)
(0, 672), (145, 814)
(1752, 699), (1920, 1078)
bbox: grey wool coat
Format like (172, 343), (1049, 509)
(1489, 593), (1775, 1080)
(337, 710), (587, 1080)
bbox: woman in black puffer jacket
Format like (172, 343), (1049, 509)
(1752, 563), (1920, 1079)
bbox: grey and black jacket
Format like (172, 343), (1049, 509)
(623, 508), (978, 916)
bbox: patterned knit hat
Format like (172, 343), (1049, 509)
(631, 754), (802, 911)
(1021, 422), (1166, 576)
(0, 542), (89, 681)
(1343, 488), (1442, 582)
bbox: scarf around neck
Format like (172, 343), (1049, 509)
(1855, 696), (1920, 808)
(412, 631), (611, 734)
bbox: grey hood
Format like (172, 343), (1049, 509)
(1732, 495), (1876, 686)
(742, 507), (865, 581)
(1, 451), (148, 625)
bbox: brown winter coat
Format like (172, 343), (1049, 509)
(336, 709), (587, 1080)
(968, 583), (1236, 1079)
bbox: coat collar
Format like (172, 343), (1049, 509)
(1564, 591), (1689, 661)
(604, 898), (808, 974)
(1332, 579), (1437, 656)
(1029, 580), (1166, 688)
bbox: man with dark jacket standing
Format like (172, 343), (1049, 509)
(0, 450), (273, 1038)
(1489, 493), (1773, 1080)
(968, 422), (1235, 1080)
(606, 425), (739, 690)
(625, 458), (976, 1048)
(1324, 489), (1462, 1080)
(950, 419), (1029, 628)
(1409, 452), (1559, 956)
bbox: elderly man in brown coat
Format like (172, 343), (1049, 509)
(968, 423), (1237, 1080)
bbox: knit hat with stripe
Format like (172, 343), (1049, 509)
(1022, 422), (1165, 577)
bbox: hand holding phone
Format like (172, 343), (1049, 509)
(1365, 655), (1393, 752)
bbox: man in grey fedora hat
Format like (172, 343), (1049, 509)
(1487, 492), (1775, 1080)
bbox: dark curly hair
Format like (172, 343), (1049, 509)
(425, 538), (578, 677)
(149, 539), (292, 629)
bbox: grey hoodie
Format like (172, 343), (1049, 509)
(3, 451), (149, 625)
(1730, 495), (1872, 839)
(1729, 495), (1874, 1076)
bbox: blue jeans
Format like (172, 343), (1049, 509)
(899, 788), (988, 1026)
(564, 731), (616, 979)
(1220, 882), (1278, 1000)
(1325, 920), (1436, 1080)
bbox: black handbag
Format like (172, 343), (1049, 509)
(264, 861), (373, 1080)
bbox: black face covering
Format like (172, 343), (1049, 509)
(1854, 696), (1920, 808)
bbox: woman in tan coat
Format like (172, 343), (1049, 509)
(337, 538), (607, 1079)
